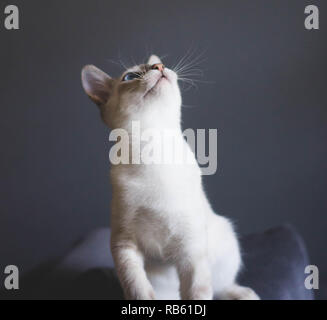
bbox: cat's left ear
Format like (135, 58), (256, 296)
(81, 65), (114, 106)
(148, 55), (162, 65)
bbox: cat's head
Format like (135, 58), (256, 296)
(81, 55), (181, 129)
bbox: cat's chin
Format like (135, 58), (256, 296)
(143, 76), (170, 99)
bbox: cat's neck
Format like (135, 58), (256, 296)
(123, 101), (182, 134)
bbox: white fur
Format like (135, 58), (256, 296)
(81, 55), (259, 300)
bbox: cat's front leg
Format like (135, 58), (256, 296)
(111, 238), (156, 300)
(177, 252), (213, 300)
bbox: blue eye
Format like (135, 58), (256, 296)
(122, 72), (141, 81)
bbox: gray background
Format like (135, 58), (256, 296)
(1, 1), (326, 296)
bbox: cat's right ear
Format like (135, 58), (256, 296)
(81, 65), (113, 106)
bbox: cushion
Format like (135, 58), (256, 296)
(1, 224), (314, 300)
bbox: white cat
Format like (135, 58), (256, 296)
(81, 55), (259, 300)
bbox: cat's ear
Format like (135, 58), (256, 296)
(147, 55), (162, 65)
(81, 65), (113, 106)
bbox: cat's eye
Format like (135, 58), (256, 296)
(122, 72), (141, 82)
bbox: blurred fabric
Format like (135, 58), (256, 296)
(0, 225), (314, 300)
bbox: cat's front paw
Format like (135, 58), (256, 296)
(182, 285), (213, 300)
(125, 287), (156, 300)
(236, 287), (260, 300)
(218, 285), (260, 300)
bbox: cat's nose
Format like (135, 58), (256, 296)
(151, 63), (165, 72)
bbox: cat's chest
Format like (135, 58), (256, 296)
(113, 162), (202, 207)
(133, 208), (182, 260)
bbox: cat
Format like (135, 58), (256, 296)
(81, 54), (259, 300)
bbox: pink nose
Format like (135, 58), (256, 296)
(151, 63), (165, 72)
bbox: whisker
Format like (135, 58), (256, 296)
(173, 47), (195, 73)
(173, 47), (207, 74)
(171, 46), (209, 92)
(181, 103), (197, 108)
